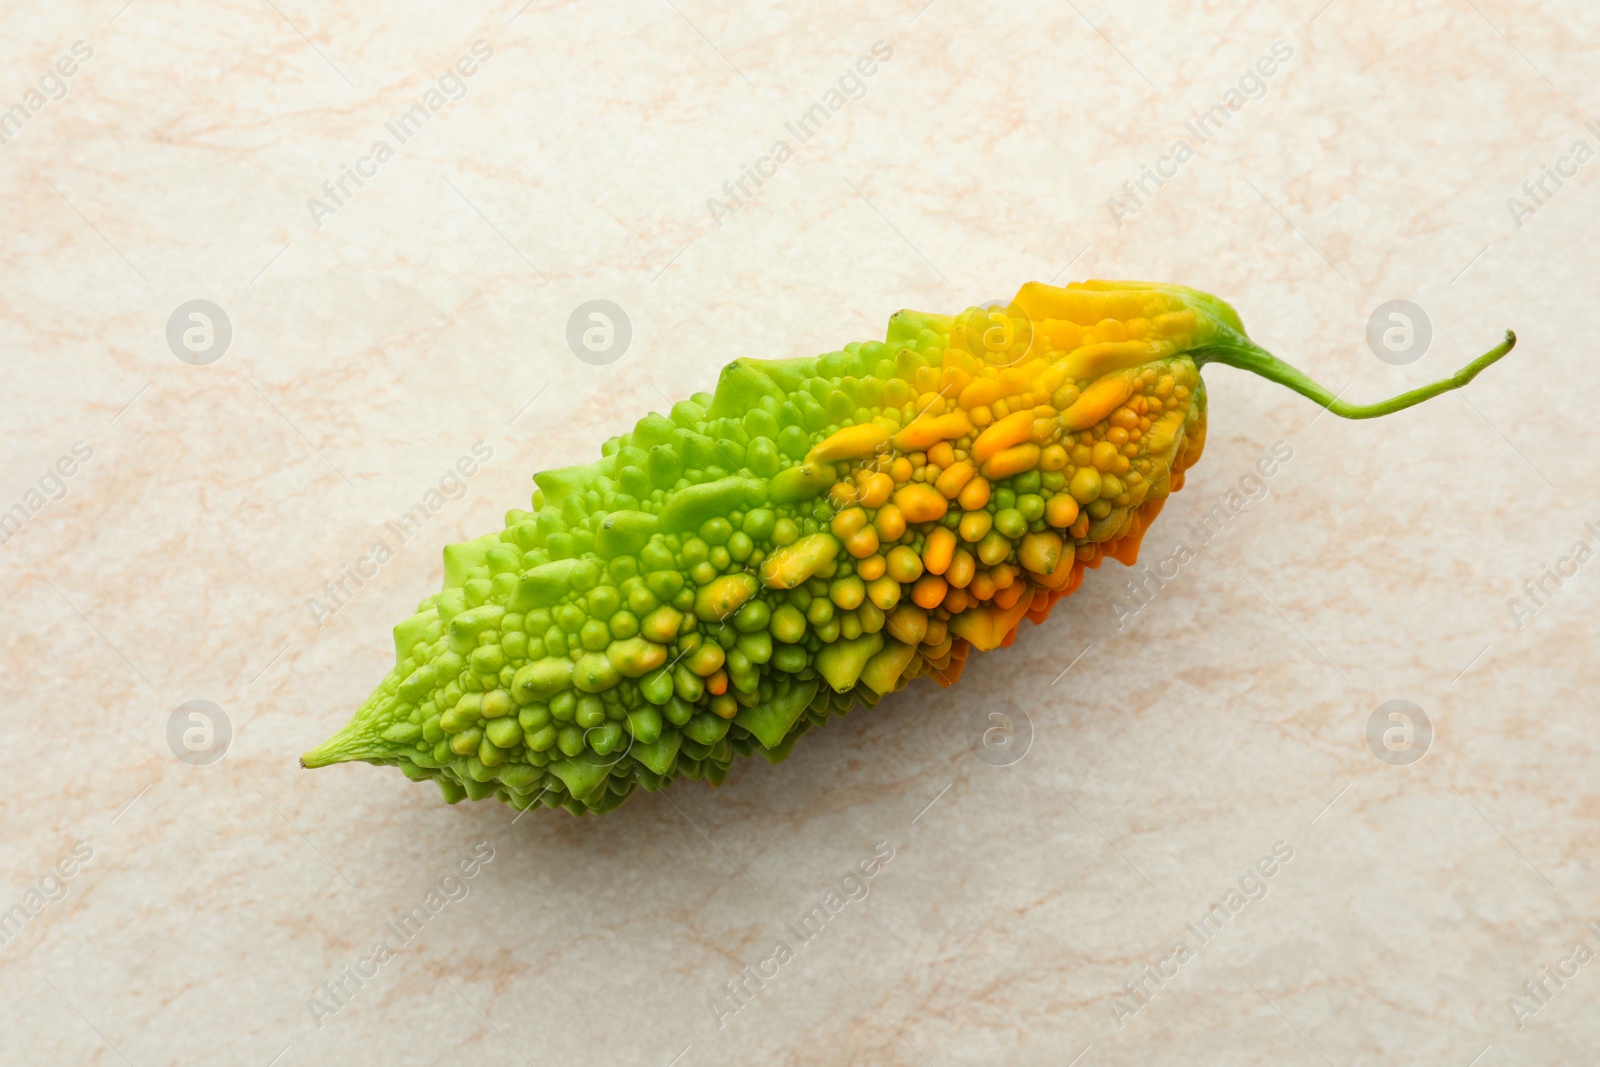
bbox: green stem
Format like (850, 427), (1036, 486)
(1191, 330), (1517, 419)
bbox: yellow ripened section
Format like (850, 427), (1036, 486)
(825, 279), (1212, 687)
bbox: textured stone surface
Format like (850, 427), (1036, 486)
(0, 1), (1596, 1064)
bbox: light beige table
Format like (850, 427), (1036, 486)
(2, 1), (1596, 1063)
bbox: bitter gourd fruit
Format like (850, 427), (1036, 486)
(302, 279), (1514, 815)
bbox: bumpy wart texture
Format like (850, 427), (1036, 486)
(301, 280), (1228, 813)
(305, 278), (1515, 815)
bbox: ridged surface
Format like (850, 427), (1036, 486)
(304, 280), (1220, 813)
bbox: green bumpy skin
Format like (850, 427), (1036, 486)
(301, 279), (1515, 815)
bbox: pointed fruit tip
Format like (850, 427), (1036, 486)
(300, 717), (394, 769)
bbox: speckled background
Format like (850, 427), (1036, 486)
(2, 1), (1597, 1064)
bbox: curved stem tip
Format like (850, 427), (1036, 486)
(1192, 330), (1517, 419)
